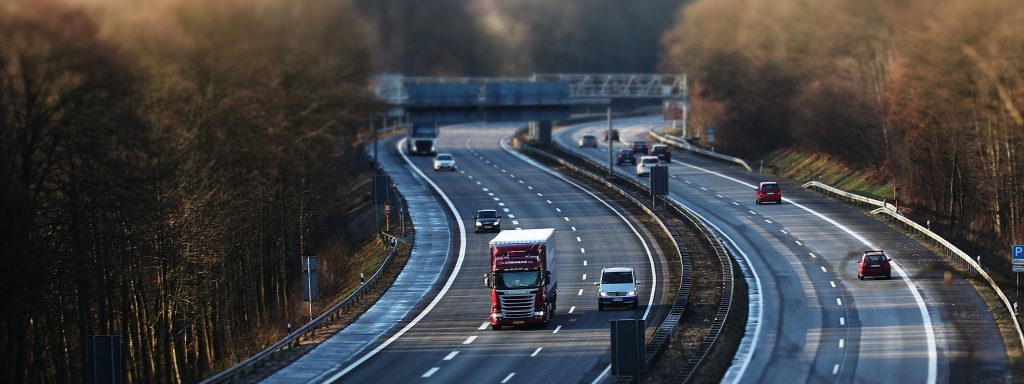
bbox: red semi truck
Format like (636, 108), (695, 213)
(484, 228), (557, 330)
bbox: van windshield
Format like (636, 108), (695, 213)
(602, 271), (633, 284)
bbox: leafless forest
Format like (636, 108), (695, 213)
(3, 0), (1023, 382)
(661, 0), (1024, 255)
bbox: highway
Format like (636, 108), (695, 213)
(325, 123), (671, 383)
(556, 116), (1011, 383)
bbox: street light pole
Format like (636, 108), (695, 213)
(607, 106), (613, 178)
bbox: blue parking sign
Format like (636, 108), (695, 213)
(1015, 245), (1024, 259)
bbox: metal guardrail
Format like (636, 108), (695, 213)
(648, 131), (753, 172)
(521, 137), (736, 383)
(803, 181), (1024, 353)
(200, 172), (411, 383)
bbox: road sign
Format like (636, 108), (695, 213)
(1014, 246), (1024, 272)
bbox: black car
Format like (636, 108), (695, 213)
(630, 141), (649, 155)
(649, 144), (672, 162)
(616, 148), (636, 165)
(474, 209), (502, 233)
(604, 129), (620, 142)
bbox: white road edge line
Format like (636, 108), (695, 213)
(672, 156), (937, 384)
(325, 138), (469, 381)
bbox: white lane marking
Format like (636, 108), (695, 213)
(476, 181), (482, 185)
(716, 194), (724, 198)
(537, 193), (544, 197)
(503, 134), (658, 384)
(577, 237), (582, 242)
(498, 202), (505, 207)
(503, 208), (510, 212)
(483, 188), (489, 192)
(830, 281), (836, 288)
(501, 169), (507, 173)
(673, 157), (938, 384)
(809, 252), (817, 258)
(749, 210), (757, 215)
(569, 306), (576, 314)
(468, 175), (474, 179)
(444, 351), (459, 360)
(836, 298), (843, 306)
(556, 208), (562, 212)
(582, 274), (587, 280)
(780, 229), (788, 235)
(479, 322), (489, 330)
(463, 336), (477, 345)
(546, 199), (553, 204)
(493, 164), (498, 168)
(571, 226), (577, 231)
(839, 339), (845, 348)
(512, 220), (519, 225)
(765, 219), (772, 224)
(840, 317), (845, 326)
(552, 326), (562, 334)
(516, 227), (522, 230)
(328, 138), (468, 381)
(531, 347), (543, 357)
(510, 174), (516, 178)
(564, 217), (570, 221)
(833, 364), (839, 375)
(820, 266), (828, 273)
(578, 289), (583, 296)
(795, 240), (803, 246)
(700, 186), (708, 191)
(423, 367), (440, 378)
(580, 248), (586, 253)
(460, 170), (466, 174)
(508, 214), (515, 218)
(488, 192), (495, 196)
(684, 180), (692, 184)
(485, 160), (490, 164)
(583, 260), (588, 266)
(732, 202), (741, 206)
(501, 373), (516, 383)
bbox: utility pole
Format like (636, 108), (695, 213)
(607, 106), (613, 178)
(372, 119), (378, 170)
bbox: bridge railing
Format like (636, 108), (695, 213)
(804, 181), (1024, 352)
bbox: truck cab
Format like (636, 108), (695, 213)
(407, 124), (438, 155)
(485, 229), (557, 330)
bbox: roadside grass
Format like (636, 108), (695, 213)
(760, 148), (891, 200)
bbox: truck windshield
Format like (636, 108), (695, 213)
(495, 270), (542, 290)
(413, 126), (437, 136)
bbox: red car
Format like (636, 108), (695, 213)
(755, 182), (782, 204)
(858, 251), (892, 280)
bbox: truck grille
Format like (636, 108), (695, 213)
(414, 140), (432, 152)
(499, 293), (536, 319)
